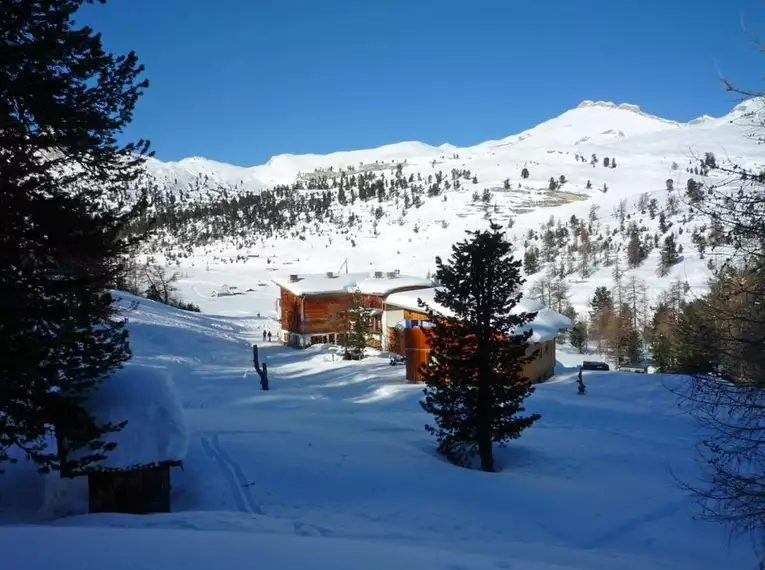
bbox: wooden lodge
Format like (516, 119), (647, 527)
(384, 288), (571, 384)
(67, 362), (189, 515)
(272, 270), (434, 349)
(272, 272), (571, 384)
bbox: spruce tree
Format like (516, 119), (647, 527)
(419, 222), (541, 472)
(523, 246), (540, 275)
(626, 228), (645, 268)
(0, 0), (150, 473)
(589, 286), (614, 355)
(568, 321), (588, 354)
(343, 290), (372, 360)
(658, 234), (680, 276)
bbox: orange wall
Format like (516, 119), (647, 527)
(403, 327), (556, 384)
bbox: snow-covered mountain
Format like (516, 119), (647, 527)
(142, 98), (759, 192)
(139, 98), (763, 316)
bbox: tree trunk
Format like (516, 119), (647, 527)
(477, 433), (494, 472)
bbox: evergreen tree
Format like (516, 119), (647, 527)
(658, 212), (669, 233)
(626, 228), (645, 268)
(624, 328), (643, 364)
(658, 234), (680, 276)
(589, 286), (614, 355)
(343, 290), (372, 360)
(568, 321), (588, 354)
(650, 301), (679, 372)
(521, 167), (530, 179)
(651, 332), (674, 372)
(419, 223), (541, 472)
(523, 245), (540, 275)
(0, 0), (150, 473)
(685, 178), (703, 204)
(673, 298), (720, 376)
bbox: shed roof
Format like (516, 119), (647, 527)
(73, 361), (189, 471)
(384, 287), (571, 343)
(272, 271), (434, 297)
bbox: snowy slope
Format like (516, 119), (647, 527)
(0, 293), (756, 569)
(135, 97), (762, 323)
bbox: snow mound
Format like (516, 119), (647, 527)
(513, 297), (573, 343)
(80, 361), (188, 470)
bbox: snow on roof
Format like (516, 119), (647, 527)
(75, 361), (188, 471)
(272, 271), (433, 297)
(385, 287), (571, 343)
(386, 287), (450, 317)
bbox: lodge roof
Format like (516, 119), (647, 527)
(385, 287), (572, 343)
(272, 271), (434, 297)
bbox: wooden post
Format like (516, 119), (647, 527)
(253, 345), (269, 390)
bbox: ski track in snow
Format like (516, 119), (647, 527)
(199, 435), (262, 515)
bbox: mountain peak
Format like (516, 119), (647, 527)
(576, 100), (642, 113)
(574, 100), (681, 128)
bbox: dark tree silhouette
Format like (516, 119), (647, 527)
(0, 0), (150, 474)
(419, 223), (541, 472)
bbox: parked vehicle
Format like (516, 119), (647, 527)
(582, 361), (610, 371)
(389, 354), (406, 366)
(617, 365), (648, 374)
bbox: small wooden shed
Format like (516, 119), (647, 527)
(71, 362), (189, 514)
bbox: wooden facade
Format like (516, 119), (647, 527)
(87, 462), (180, 514)
(401, 326), (557, 384)
(404, 327), (430, 383)
(280, 288), (302, 333)
(304, 294), (354, 335)
(277, 281), (431, 349)
(523, 340), (556, 383)
(404, 309), (429, 321)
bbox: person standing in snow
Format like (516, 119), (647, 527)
(262, 329), (267, 342)
(267, 331), (272, 342)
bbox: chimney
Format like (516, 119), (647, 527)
(289, 274), (299, 282)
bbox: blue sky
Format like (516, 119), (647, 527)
(80, 0), (763, 166)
